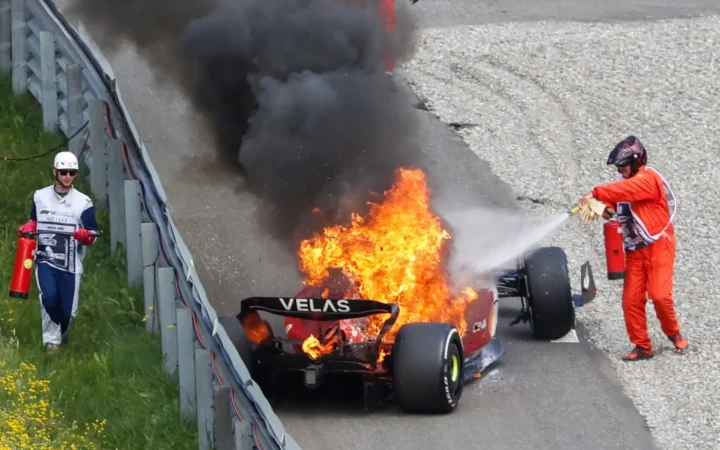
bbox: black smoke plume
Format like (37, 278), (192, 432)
(67, 0), (423, 248)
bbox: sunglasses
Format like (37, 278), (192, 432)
(57, 170), (78, 177)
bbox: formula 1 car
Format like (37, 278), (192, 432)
(220, 246), (596, 414)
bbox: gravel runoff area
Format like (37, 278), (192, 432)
(400, 15), (720, 450)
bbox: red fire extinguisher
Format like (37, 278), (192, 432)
(603, 219), (626, 280)
(9, 235), (37, 299)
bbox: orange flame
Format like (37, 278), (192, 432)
(301, 334), (336, 361)
(298, 167), (477, 341)
(241, 311), (273, 344)
(378, 348), (390, 364)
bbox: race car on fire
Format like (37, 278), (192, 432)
(219, 168), (597, 414)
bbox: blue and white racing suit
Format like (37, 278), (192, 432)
(30, 185), (98, 345)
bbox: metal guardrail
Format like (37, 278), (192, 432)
(0, 0), (300, 449)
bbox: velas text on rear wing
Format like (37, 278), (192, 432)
(279, 297), (351, 313)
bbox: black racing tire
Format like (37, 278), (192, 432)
(392, 322), (464, 414)
(218, 315), (254, 372)
(523, 246), (575, 340)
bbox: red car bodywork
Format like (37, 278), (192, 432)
(283, 283), (499, 357)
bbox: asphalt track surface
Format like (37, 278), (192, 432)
(55, 1), (720, 449)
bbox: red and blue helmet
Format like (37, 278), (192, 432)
(607, 135), (647, 168)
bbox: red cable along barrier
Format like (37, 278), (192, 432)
(100, 101), (263, 448)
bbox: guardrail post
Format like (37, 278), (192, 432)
(88, 100), (108, 210)
(106, 138), (126, 255)
(233, 418), (253, 450)
(0, 0), (10, 74)
(141, 222), (159, 335)
(39, 30), (57, 131)
(66, 64), (84, 154)
(10, 0), (25, 94)
(213, 385), (235, 450)
(157, 266), (178, 376)
(124, 180), (143, 287)
(177, 306), (196, 420)
(195, 348), (214, 450)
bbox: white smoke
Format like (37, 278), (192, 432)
(440, 206), (572, 290)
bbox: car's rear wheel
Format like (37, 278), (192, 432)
(392, 322), (464, 414)
(523, 246), (575, 340)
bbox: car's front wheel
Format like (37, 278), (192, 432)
(523, 246), (575, 340)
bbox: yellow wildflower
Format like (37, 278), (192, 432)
(0, 342), (107, 449)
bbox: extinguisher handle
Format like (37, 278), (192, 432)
(20, 230), (101, 238)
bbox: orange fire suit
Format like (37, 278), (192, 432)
(591, 166), (680, 351)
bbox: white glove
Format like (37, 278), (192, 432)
(579, 198), (607, 224)
(587, 198), (607, 216)
(579, 204), (596, 224)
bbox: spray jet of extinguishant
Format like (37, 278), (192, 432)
(441, 206), (579, 288)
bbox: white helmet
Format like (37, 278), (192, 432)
(53, 151), (79, 171)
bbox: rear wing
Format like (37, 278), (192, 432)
(237, 296), (398, 322)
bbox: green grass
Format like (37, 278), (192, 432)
(0, 75), (199, 449)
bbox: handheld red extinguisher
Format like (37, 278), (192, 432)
(9, 233), (37, 299)
(603, 219), (626, 280)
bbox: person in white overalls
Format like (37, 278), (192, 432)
(17, 152), (99, 354)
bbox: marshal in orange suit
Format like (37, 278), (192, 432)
(579, 136), (689, 361)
